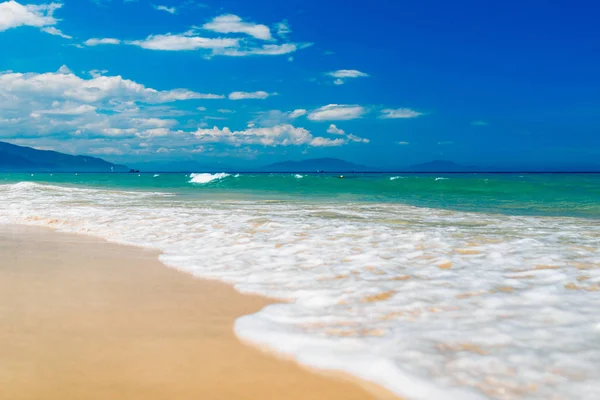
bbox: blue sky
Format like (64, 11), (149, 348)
(0, 0), (599, 169)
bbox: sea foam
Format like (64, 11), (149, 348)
(1, 181), (599, 400)
(189, 172), (230, 184)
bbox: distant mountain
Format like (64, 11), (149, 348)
(262, 158), (375, 172)
(404, 160), (478, 172)
(0, 141), (129, 172)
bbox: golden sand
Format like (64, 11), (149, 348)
(0, 225), (398, 400)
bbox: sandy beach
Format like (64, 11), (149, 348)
(0, 224), (392, 400)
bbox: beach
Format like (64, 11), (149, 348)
(0, 224), (393, 400)
(1, 175), (599, 399)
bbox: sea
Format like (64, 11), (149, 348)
(1, 172), (599, 400)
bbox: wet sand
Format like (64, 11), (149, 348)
(0, 224), (396, 400)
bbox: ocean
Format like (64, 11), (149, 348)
(1, 172), (599, 399)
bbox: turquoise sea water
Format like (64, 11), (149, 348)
(1, 172), (599, 218)
(1, 172), (599, 399)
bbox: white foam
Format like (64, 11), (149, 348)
(294, 174), (304, 179)
(1, 181), (599, 400)
(435, 177), (448, 181)
(189, 172), (230, 184)
(153, 174), (160, 178)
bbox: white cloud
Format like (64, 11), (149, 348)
(471, 120), (489, 126)
(0, 69), (223, 103)
(31, 102), (96, 117)
(203, 14), (272, 41)
(84, 38), (121, 46)
(327, 124), (345, 135)
(190, 124), (348, 147)
(289, 109), (307, 119)
(0, 1), (58, 31)
(308, 104), (367, 121)
(57, 64), (71, 74)
(229, 91), (272, 100)
(90, 15), (311, 58)
(327, 69), (369, 85)
(310, 137), (347, 147)
(128, 33), (238, 51)
(88, 69), (108, 78)
(327, 69), (369, 79)
(347, 134), (369, 144)
(217, 109), (235, 113)
(324, 124), (369, 144)
(0, 67), (227, 144)
(398, 141), (410, 145)
(380, 108), (424, 119)
(153, 4), (176, 14)
(41, 26), (71, 39)
(215, 42), (311, 57)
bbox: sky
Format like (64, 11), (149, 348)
(0, 0), (599, 169)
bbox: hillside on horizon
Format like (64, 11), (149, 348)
(0, 141), (129, 172)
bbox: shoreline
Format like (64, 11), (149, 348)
(0, 223), (400, 400)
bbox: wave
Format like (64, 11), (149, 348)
(1, 181), (599, 399)
(189, 173), (231, 184)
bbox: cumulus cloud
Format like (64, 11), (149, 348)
(398, 141), (410, 145)
(0, 66), (368, 155)
(0, 1), (69, 37)
(324, 124), (369, 144)
(328, 70), (369, 79)
(203, 14), (272, 41)
(228, 91), (272, 100)
(308, 104), (367, 121)
(84, 38), (121, 46)
(128, 34), (238, 51)
(41, 26), (71, 39)
(327, 124), (345, 135)
(214, 42), (311, 57)
(310, 137), (347, 147)
(153, 4), (176, 14)
(88, 69), (108, 78)
(0, 67), (225, 145)
(0, 68), (223, 103)
(327, 69), (369, 85)
(380, 108), (424, 119)
(77, 12), (311, 58)
(289, 109), (307, 119)
(347, 134), (369, 144)
(190, 124), (348, 147)
(30, 102), (96, 118)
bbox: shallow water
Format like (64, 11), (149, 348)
(0, 173), (599, 399)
